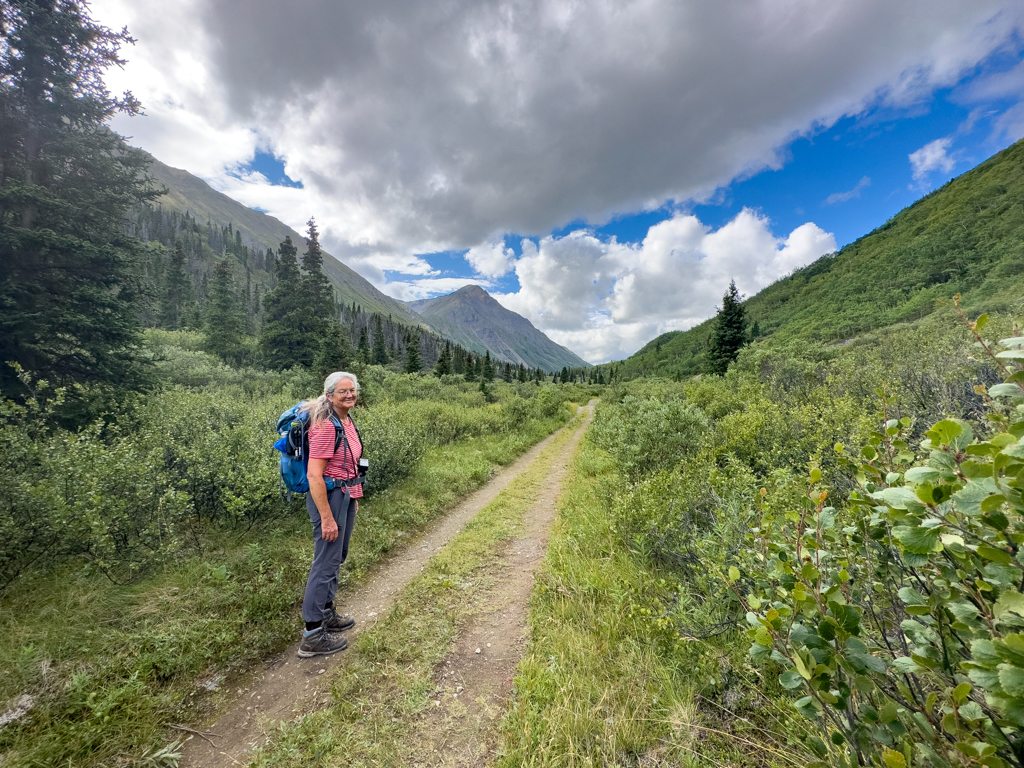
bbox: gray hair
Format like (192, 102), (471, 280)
(300, 371), (360, 427)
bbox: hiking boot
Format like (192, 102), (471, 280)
(297, 627), (348, 658)
(323, 606), (355, 633)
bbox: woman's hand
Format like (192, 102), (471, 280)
(321, 515), (339, 542)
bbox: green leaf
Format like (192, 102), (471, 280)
(873, 486), (921, 510)
(728, 566), (740, 584)
(780, 670), (804, 689)
(995, 590), (1024, 619)
(999, 336), (1024, 347)
(882, 747), (907, 768)
(793, 695), (820, 718)
(1002, 443), (1024, 459)
(976, 314), (990, 331)
(981, 494), (1008, 513)
(905, 466), (941, 483)
(953, 682), (972, 703)
(879, 700), (899, 723)
(978, 544), (1013, 565)
(794, 652), (812, 680)
(893, 525), (942, 554)
(998, 664), (1024, 697)
(990, 383), (1024, 399)
(848, 651), (886, 674)
(892, 656), (924, 674)
(955, 479), (1000, 515)
(996, 349), (1024, 360)
(897, 586), (928, 606)
(830, 602), (861, 634)
(927, 419), (963, 446)
(958, 701), (985, 721)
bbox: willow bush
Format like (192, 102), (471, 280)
(734, 308), (1024, 768)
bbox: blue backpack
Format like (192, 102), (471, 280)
(273, 402), (361, 496)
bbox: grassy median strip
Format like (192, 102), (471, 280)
(250, 411), (585, 767)
(0, 412), (570, 768)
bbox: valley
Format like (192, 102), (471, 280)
(4, 4), (1024, 768)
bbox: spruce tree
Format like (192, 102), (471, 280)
(404, 333), (422, 373)
(357, 326), (370, 363)
(204, 260), (245, 364)
(259, 237), (309, 369)
(371, 315), (388, 365)
(464, 353), (477, 382)
(519, 364), (529, 383)
(159, 240), (193, 329)
(482, 350), (495, 382)
(704, 280), (748, 376)
(0, 0), (159, 396)
(301, 218), (335, 327)
(434, 341), (453, 376)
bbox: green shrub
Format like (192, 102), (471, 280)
(590, 394), (710, 482)
(732, 312), (1024, 768)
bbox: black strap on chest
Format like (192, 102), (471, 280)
(328, 413), (361, 463)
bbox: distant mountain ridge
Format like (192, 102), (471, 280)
(405, 285), (591, 371)
(146, 155), (425, 327)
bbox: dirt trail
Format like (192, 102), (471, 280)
(404, 399), (596, 767)
(182, 402), (596, 767)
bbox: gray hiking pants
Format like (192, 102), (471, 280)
(302, 486), (357, 624)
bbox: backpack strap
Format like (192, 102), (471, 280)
(328, 414), (345, 454)
(328, 414), (362, 469)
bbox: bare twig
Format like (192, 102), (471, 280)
(167, 723), (220, 747)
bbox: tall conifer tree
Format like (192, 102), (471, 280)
(0, 0), (159, 396)
(704, 280), (748, 375)
(371, 315), (389, 365)
(313, 322), (352, 378)
(464, 353), (477, 382)
(357, 326), (370, 363)
(159, 240), (193, 329)
(259, 237), (309, 368)
(404, 333), (422, 373)
(434, 341), (453, 376)
(482, 350), (495, 382)
(300, 218), (334, 327)
(204, 260), (245, 364)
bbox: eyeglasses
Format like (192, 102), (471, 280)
(334, 389), (357, 396)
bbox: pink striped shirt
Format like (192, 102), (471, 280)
(308, 416), (364, 499)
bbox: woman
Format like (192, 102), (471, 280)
(297, 371), (365, 658)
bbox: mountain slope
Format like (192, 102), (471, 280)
(607, 137), (1024, 379)
(146, 156), (425, 326)
(406, 285), (591, 371)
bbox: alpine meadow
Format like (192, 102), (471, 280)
(3, 2), (1024, 768)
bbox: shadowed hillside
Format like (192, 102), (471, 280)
(144, 155), (425, 326)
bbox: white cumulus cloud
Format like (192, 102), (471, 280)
(464, 238), (516, 278)
(909, 137), (958, 185)
(495, 210), (837, 362)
